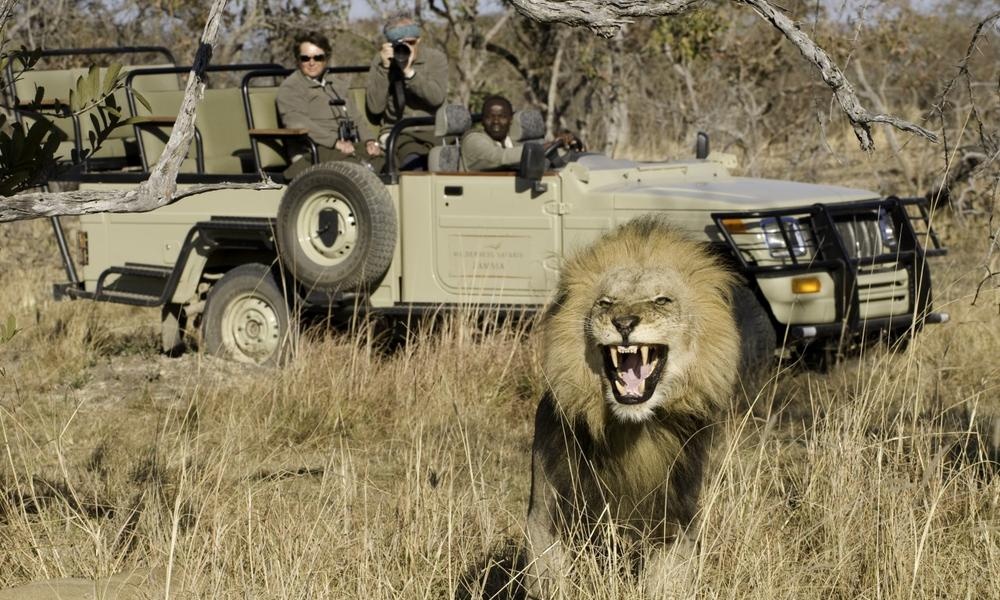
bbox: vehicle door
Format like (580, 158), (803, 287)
(423, 172), (561, 303)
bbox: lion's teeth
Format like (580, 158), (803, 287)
(614, 380), (627, 395)
(618, 345), (636, 354)
(638, 379), (646, 395)
(640, 346), (649, 363)
(610, 349), (619, 368)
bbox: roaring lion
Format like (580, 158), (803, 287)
(526, 216), (740, 596)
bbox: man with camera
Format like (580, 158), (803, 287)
(277, 31), (383, 179)
(462, 95), (584, 172)
(365, 12), (448, 171)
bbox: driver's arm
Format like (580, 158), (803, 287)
(462, 131), (523, 171)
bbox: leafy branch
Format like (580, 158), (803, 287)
(0, 53), (150, 196)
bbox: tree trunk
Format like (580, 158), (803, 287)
(602, 29), (630, 157)
(544, 29), (569, 139)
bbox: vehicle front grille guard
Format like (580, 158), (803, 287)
(712, 196), (947, 335)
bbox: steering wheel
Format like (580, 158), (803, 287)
(544, 138), (565, 160)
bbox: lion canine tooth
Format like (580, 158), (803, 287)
(610, 348), (619, 368)
(614, 380), (627, 395)
(640, 346), (649, 363)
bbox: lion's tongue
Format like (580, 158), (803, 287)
(619, 353), (652, 396)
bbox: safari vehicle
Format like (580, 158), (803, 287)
(9, 48), (947, 365)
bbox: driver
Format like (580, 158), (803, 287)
(462, 95), (582, 172)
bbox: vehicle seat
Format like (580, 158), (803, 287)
(509, 109), (545, 144)
(12, 68), (88, 163)
(429, 104), (472, 172)
(11, 64), (176, 168)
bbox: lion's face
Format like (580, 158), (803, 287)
(586, 265), (697, 423)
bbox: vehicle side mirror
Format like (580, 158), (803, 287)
(517, 142), (548, 195)
(519, 142), (546, 181)
(695, 131), (709, 159)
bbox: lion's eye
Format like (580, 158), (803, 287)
(596, 297), (614, 308)
(653, 296), (672, 306)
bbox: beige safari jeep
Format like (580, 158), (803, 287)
(11, 50), (946, 365)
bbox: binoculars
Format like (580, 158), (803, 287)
(338, 119), (360, 143)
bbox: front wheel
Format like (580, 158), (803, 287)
(201, 264), (291, 365)
(732, 284), (776, 389)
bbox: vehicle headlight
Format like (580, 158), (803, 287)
(760, 216), (807, 259)
(878, 209), (897, 249)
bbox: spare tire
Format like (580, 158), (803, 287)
(277, 162), (396, 294)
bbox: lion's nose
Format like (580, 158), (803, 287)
(611, 315), (640, 339)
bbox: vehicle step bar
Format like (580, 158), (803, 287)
(59, 218), (275, 307)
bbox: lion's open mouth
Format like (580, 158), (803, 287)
(601, 344), (668, 405)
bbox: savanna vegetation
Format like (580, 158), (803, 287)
(1, 0), (998, 597)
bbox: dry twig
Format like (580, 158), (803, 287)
(509, 0), (940, 152)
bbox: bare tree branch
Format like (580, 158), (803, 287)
(0, 0), (276, 222)
(1, 181), (283, 219)
(0, 0), (15, 25)
(509, 0), (940, 152)
(738, 0), (937, 151)
(507, 0), (704, 36)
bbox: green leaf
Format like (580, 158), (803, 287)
(11, 121), (25, 157)
(24, 118), (51, 149)
(133, 90), (152, 113)
(103, 92), (121, 112)
(0, 314), (20, 344)
(103, 63), (123, 95)
(120, 116), (150, 127)
(84, 65), (100, 101)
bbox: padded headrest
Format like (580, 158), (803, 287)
(434, 104), (472, 137)
(510, 109), (545, 142)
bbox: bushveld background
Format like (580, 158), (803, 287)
(1, 0), (999, 597)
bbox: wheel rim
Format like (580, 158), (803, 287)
(296, 190), (359, 267)
(221, 292), (282, 363)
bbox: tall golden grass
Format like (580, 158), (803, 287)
(1, 144), (998, 598)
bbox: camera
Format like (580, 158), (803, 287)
(338, 119), (360, 143)
(392, 41), (412, 70)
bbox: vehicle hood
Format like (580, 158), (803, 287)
(566, 157), (879, 211)
(610, 176), (878, 211)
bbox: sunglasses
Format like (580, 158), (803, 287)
(299, 54), (326, 63)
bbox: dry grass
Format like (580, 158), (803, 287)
(1, 152), (999, 598)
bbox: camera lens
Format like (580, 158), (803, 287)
(392, 42), (411, 69)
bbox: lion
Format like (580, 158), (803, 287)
(525, 216), (740, 597)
